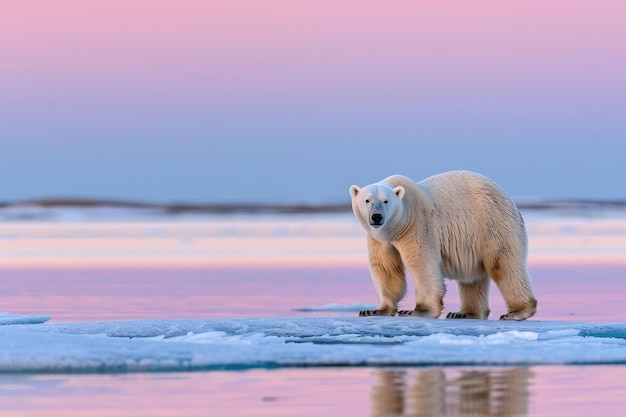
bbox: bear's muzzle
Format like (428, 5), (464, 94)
(370, 213), (384, 227)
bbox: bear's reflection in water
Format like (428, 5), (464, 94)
(370, 367), (532, 417)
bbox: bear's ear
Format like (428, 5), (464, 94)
(394, 186), (405, 200)
(349, 185), (360, 198)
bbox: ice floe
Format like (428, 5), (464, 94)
(2, 316), (626, 373)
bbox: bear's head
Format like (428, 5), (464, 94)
(349, 182), (406, 239)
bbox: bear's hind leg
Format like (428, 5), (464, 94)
(359, 238), (406, 317)
(489, 258), (537, 321)
(446, 278), (490, 320)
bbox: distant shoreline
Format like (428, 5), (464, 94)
(1, 198), (626, 215)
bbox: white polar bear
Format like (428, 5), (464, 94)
(349, 171), (537, 321)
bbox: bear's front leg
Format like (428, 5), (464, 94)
(359, 309), (395, 317)
(360, 236), (406, 317)
(445, 278), (491, 320)
(396, 243), (445, 319)
(397, 307), (443, 318)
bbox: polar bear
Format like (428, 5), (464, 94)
(349, 171), (537, 321)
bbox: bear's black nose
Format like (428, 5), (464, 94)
(371, 213), (383, 224)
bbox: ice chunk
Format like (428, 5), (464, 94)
(293, 303), (377, 312)
(0, 313), (50, 325)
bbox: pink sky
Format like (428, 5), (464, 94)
(4, 1), (625, 97)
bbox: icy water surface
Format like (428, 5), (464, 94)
(1, 210), (626, 415)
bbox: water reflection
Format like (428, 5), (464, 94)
(5, 366), (626, 416)
(371, 368), (532, 417)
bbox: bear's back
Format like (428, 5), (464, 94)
(421, 171), (527, 280)
(420, 171), (519, 222)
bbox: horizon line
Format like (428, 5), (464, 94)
(2, 197), (626, 215)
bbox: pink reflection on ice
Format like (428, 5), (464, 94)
(0, 267), (376, 322)
(1, 262), (626, 323)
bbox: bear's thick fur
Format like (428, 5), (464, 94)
(349, 171), (537, 320)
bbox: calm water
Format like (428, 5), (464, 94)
(2, 366), (626, 416)
(1, 263), (626, 416)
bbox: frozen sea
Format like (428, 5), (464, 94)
(1, 206), (626, 416)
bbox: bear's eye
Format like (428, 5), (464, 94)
(365, 199), (370, 203)
(383, 200), (388, 204)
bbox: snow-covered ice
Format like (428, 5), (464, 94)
(2, 314), (626, 373)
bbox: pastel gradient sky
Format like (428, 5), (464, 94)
(1, 1), (625, 203)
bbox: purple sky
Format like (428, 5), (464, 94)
(1, 1), (625, 203)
